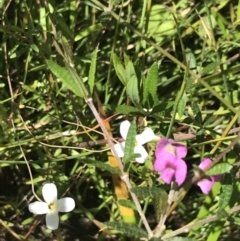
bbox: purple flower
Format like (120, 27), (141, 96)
(154, 138), (188, 186)
(197, 158), (221, 194)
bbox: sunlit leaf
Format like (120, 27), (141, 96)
(104, 221), (148, 238)
(206, 163), (232, 176)
(88, 47), (98, 94)
(131, 186), (167, 199)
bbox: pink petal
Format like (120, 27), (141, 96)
(155, 138), (170, 156)
(169, 140), (187, 158)
(174, 159), (187, 186)
(199, 158), (212, 170)
(153, 152), (176, 172)
(159, 168), (175, 184)
(155, 138), (187, 158)
(197, 178), (214, 194)
(120, 120), (130, 140)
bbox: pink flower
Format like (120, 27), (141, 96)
(154, 138), (188, 186)
(197, 158), (221, 194)
(155, 138), (187, 159)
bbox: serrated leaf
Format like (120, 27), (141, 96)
(218, 174), (233, 209)
(115, 105), (140, 114)
(201, 61), (221, 75)
(46, 60), (84, 98)
(88, 47), (98, 94)
(178, 92), (187, 118)
(126, 75), (139, 105)
(143, 62), (158, 105)
(112, 53), (126, 84)
(165, 237), (196, 241)
(233, 217), (240, 225)
(185, 48), (197, 73)
(118, 200), (136, 210)
(123, 121), (136, 164)
(104, 221), (148, 238)
(131, 186), (167, 199)
(82, 159), (120, 174)
(206, 163), (232, 176)
(217, 208), (228, 219)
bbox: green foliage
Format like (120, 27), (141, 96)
(1, 0), (240, 240)
(104, 221), (148, 238)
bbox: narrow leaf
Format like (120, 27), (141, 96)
(88, 47), (98, 94)
(112, 53), (126, 84)
(131, 186), (167, 199)
(104, 221), (148, 239)
(206, 163), (232, 176)
(115, 105), (140, 114)
(126, 75), (140, 105)
(178, 91), (187, 118)
(143, 62), (158, 105)
(123, 121), (136, 164)
(46, 60), (84, 98)
(218, 174), (233, 209)
(118, 200), (136, 210)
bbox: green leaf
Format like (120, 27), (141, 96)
(165, 237), (196, 241)
(74, 23), (102, 41)
(82, 159), (120, 174)
(205, 163), (232, 176)
(112, 53), (126, 84)
(88, 47), (98, 94)
(178, 92), (187, 118)
(131, 186), (167, 199)
(218, 174), (233, 209)
(185, 48), (197, 73)
(217, 208), (228, 219)
(201, 61), (221, 75)
(115, 105), (140, 114)
(118, 200), (136, 210)
(126, 76), (140, 105)
(143, 62), (158, 105)
(46, 60), (84, 98)
(104, 221), (148, 239)
(123, 121), (136, 164)
(154, 190), (168, 220)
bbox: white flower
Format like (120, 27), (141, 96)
(113, 120), (155, 164)
(28, 183), (75, 230)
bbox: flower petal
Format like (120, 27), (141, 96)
(197, 178), (214, 194)
(134, 145), (148, 163)
(174, 159), (187, 186)
(136, 128), (155, 145)
(42, 183), (58, 203)
(159, 168), (175, 184)
(155, 138), (169, 156)
(28, 201), (49, 215)
(155, 138), (187, 159)
(112, 142), (125, 158)
(199, 158), (212, 170)
(171, 141), (187, 158)
(153, 152), (176, 172)
(120, 120), (130, 140)
(46, 211), (59, 230)
(57, 197), (75, 212)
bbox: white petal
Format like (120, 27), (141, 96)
(134, 145), (149, 163)
(42, 183), (58, 203)
(136, 128), (155, 145)
(46, 211), (59, 230)
(120, 120), (130, 139)
(28, 201), (49, 215)
(57, 197), (75, 212)
(113, 142), (125, 158)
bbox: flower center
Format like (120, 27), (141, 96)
(48, 201), (58, 211)
(165, 143), (176, 155)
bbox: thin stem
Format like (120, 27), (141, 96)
(162, 205), (240, 239)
